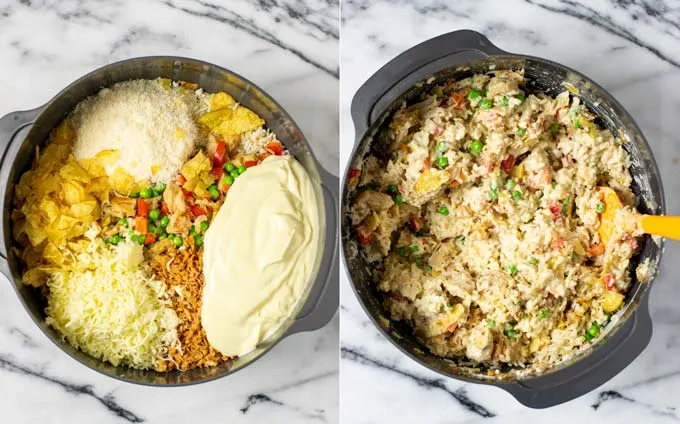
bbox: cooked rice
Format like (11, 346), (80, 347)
(349, 70), (643, 370)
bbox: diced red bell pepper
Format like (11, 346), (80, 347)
(244, 160), (258, 168)
(211, 166), (223, 180)
(212, 141), (227, 168)
(549, 204), (562, 222)
(183, 190), (195, 201)
(602, 273), (615, 290)
(144, 233), (157, 246)
(266, 141), (284, 156)
(161, 202), (170, 216)
(552, 237), (566, 250)
(500, 155), (516, 173)
(189, 205), (207, 217)
(135, 216), (148, 234)
(588, 243), (605, 256)
(348, 168), (361, 179)
(137, 198), (149, 218)
(410, 216), (423, 233)
(357, 225), (374, 245)
(177, 174), (186, 185)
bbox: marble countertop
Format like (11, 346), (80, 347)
(340, 0), (680, 422)
(0, 1), (338, 423)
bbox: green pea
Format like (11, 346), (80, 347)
(397, 247), (408, 257)
(508, 264), (518, 276)
(190, 225), (198, 236)
(435, 156), (449, 169)
(140, 187), (153, 199)
(158, 234), (167, 241)
(238, 165), (246, 174)
(194, 234), (204, 248)
(438, 206), (449, 216)
(479, 98), (493, 109)
(516, 92), (525, 102)
(129, 192), (140, 198)
(223, 175), (235, 186)
(504, 325), (518, 340)
(437, 142), (448, 152)
(135, 234), (145, 245)
(111, 234), (121, 245)
(160, 215), (170, 228)
(118, 217), (128, 227)
(153, 182), (166, 195)
(588, 322), (600, 338)
(224, 163), (235, 172)
(501, 96), (509, 106)
(487, 320), (496, 329)
(538, 309), (548, 319)
(505, 179), (516, 190)
(470, 140), (484, 154)
(149, 225), (161, 235)
(149, 209), (160, 220)
(103, 237), (112, 244)
(230, 169), (240, 178)
(127, 230), (135, 239)
(529, 258), (538, 266)
(209, 187), (220, 201)
(574, 119), (582, 128)
(596, 202), (605, 213)
(173, 235), (183, 247)
(410, 245), (419, 253)
(467, 88), (481, 100)
(200, 221), (208, 233)
(516, 128), (526, 137)
(512, 190), (522, 200)
(386, 185), (398, 194)
(488, 189), (499, 201)
(550, 122), (559, 134)
(394, 194), (404, 204)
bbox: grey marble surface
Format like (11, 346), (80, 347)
(340, 0), (680, 422)
(0, 0), (339, 423)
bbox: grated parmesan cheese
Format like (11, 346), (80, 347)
(70, 79), (210, 183)
(45, 231), (180, 369)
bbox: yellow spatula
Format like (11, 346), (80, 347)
(598, 186), (680, 244)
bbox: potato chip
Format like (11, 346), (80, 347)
(59, 159), (91, 184)
(210, 92), (236, 111)
(39, 199), (61, 223)
(71, 200), (98, 218)
(51, 119), (75, 145)
(62, 181), (85, 205)
(198, 106), (264, 139)
(415, 169), (448, 193)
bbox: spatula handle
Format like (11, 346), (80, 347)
(640, 215), (680, 240)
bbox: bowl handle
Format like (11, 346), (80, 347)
(350, 29), (508, 140)
(287, 166), (339, 334)
(501, 293), (653, 408)
(0, 108), (42, 278)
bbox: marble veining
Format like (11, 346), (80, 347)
(0, 0), (338, 423)
(341, 0), (680, 422)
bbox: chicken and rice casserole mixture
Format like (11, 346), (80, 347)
(348, 70), (644, 369)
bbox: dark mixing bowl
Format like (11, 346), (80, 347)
(342, 30), (664, 408)
(0, 57), (339, 386)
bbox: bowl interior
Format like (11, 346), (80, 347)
(342, 55), (665, 382)
(3, 57), (326, 385)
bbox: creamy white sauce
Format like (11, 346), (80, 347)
(201, 155), (319, 356)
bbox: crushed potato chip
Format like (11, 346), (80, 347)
(198, 106), (264, 139)
(210, 92), (236, 111)
(180, 151), (212, 193)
